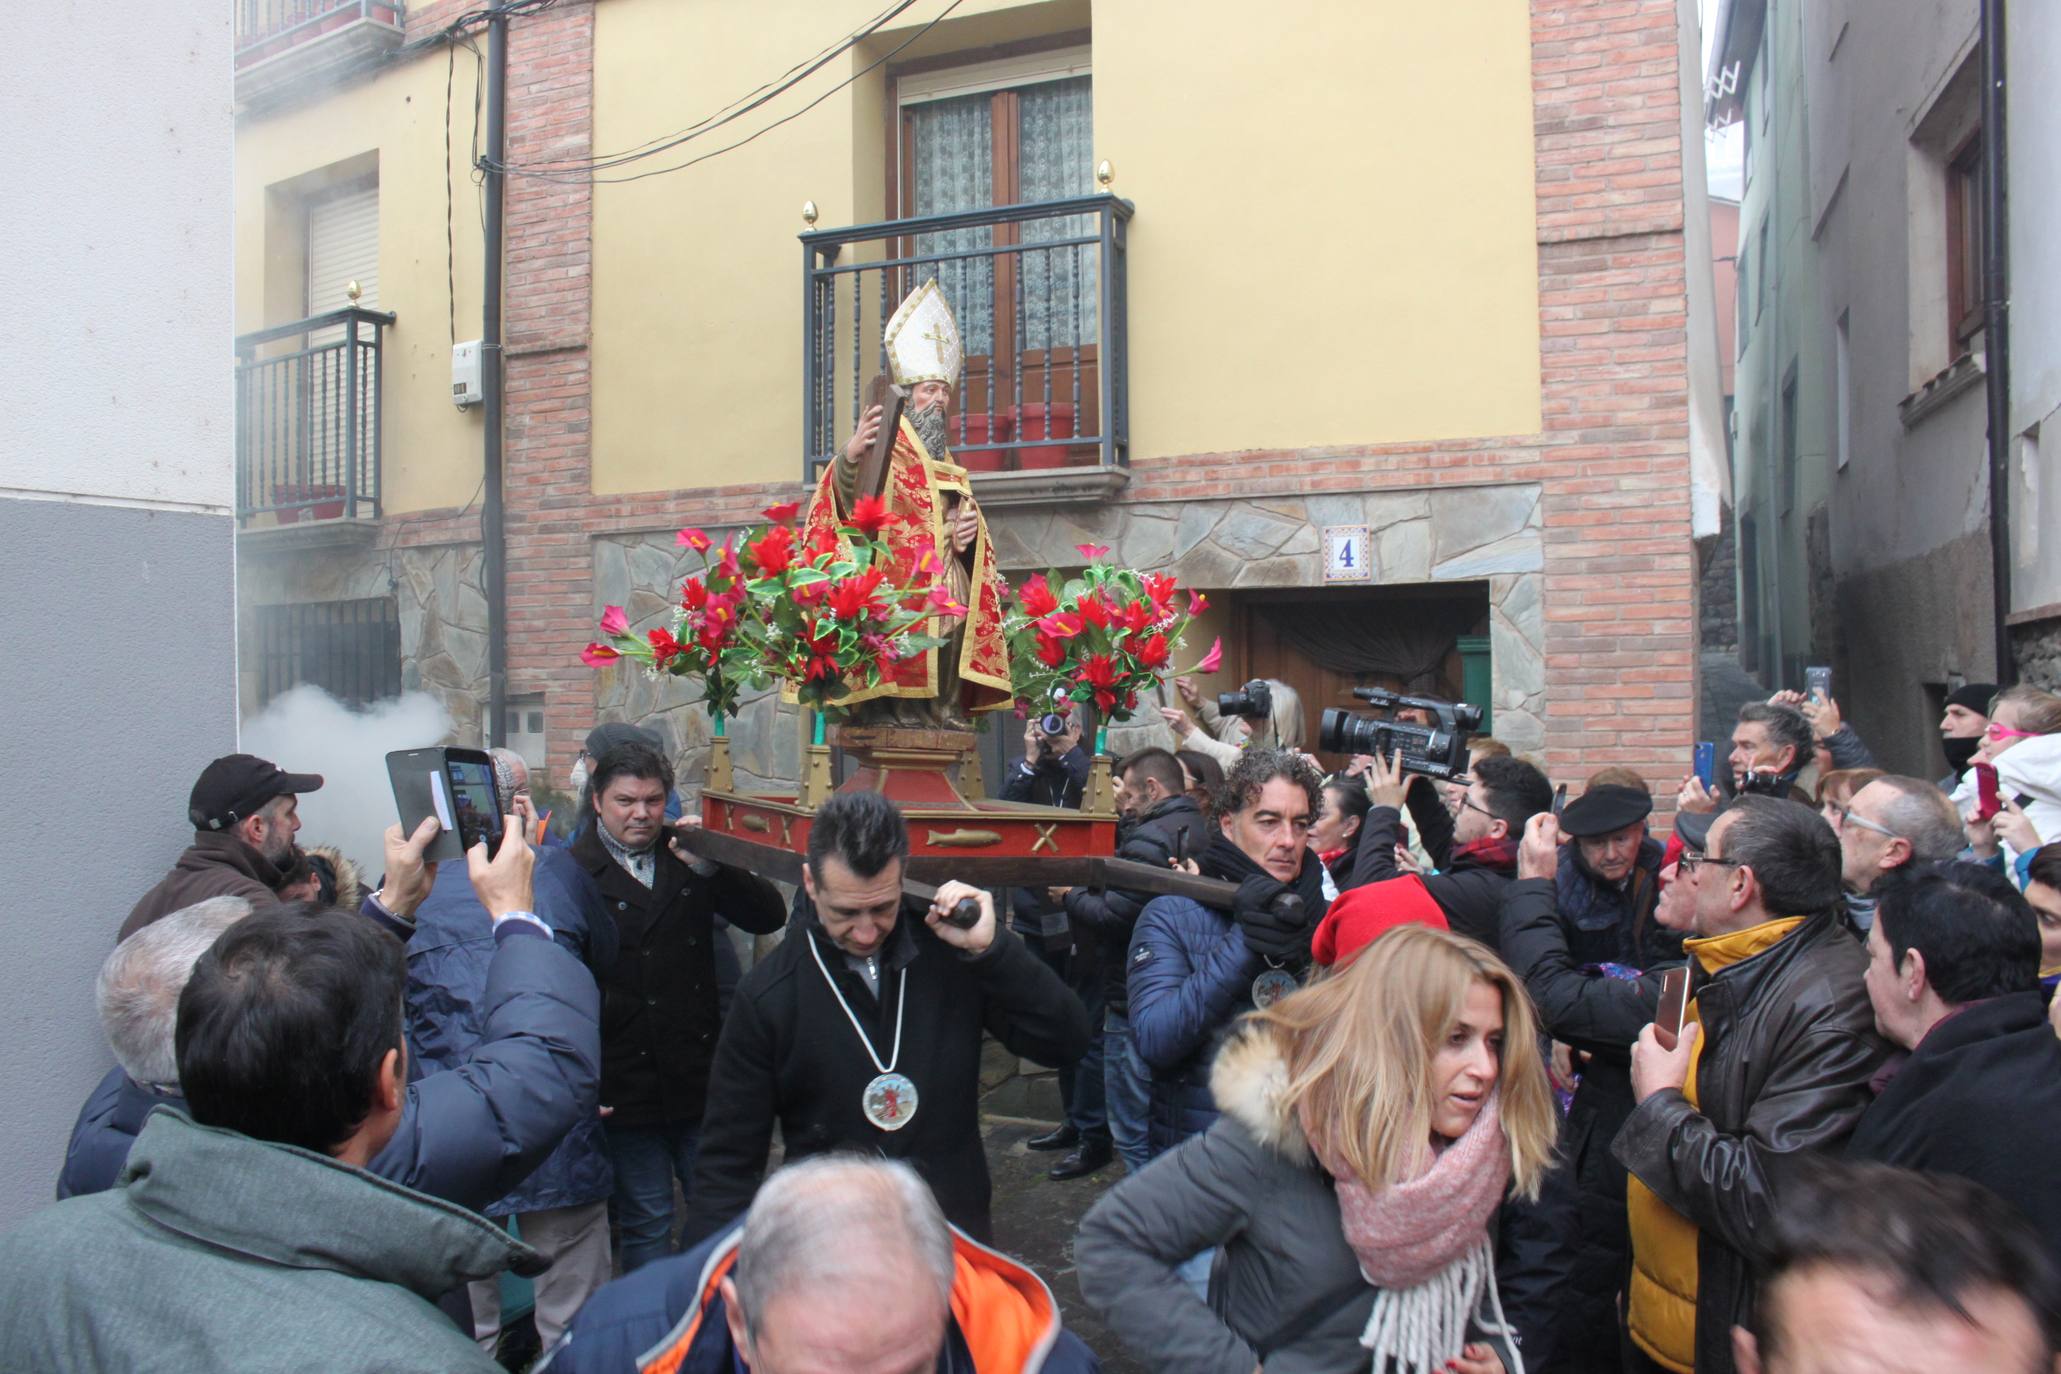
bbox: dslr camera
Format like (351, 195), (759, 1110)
(1318, 688), (1483, 782)
(1217, 679), (1273, 721)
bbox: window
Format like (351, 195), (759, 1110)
(504, 692), (547, 772)
(1947, 132), (1984, 354)
(1834, 313), (1852, 470)
(1736, 241), (1751, 357)
(896, 49), (1095, 413)
(253, 598), (401, 708)
(1755, 219), (1770, 322)
(1778, 365), (1799, 518)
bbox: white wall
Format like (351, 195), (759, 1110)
(0, 9), (235, 513)
(0, 5), (236, 1230)
(2010, 3), (2061, 614)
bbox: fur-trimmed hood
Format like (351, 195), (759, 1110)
(1208, 1023), (1310, 1165)
(305, 845), (366, 910)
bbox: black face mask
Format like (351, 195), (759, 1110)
(1942, 734), (1982, 778)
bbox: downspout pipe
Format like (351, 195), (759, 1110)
(1981, 0), (2015, 686)
(482, 1), (510, 745)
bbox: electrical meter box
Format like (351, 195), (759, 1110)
(452, 341), (483, 408)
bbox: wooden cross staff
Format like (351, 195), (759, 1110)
(856, 373), (907, 504)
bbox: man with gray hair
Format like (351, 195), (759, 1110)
(1834, 774), (1968, 927)
(58, 897), (252, 1198)
(541, 1155), (1098, 1373)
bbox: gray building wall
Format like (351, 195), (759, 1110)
(0, 8), (235, 1226)
(2009, 2), (2061, 683)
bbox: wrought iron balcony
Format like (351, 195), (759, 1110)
(234, 1), (404, 111)
(802, 194), (1132, 502)
(234, 307), (394, 527)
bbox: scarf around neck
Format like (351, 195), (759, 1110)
(1452, 833), (1520, 875)
(1310, 1091), (1519, 1374)
(1199, 832), (1329, 916)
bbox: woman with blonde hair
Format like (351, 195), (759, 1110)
(1077, 924), (1558, 1374)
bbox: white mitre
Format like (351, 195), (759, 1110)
(884, 279), (964, 388)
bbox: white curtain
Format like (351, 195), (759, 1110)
(1019, 76), (1095, 351)
(909, 93), (995, 358)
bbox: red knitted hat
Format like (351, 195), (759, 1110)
(1311, 875), (1449, 966)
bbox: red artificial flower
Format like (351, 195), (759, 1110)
(1037, 610), (1084, 640)
(1118, 598), (1156, 636)
(1018, 573), (1060, 618)
(1134, 632), (1171, 670)
(827, 567), (888, 622)
(713, 539), (743, 584)
(681, 578), (711, 612)
(763, 500), (802, 524)
(801, 628), (843, 684)
(746, 525), (796, 577)
(1078, 592), (1115, 630)
(1034, 634), (1068, 668)
(1123, 689), (1139, 712)
(599, 605), (629, 638)
(676, 527), (712, 553)
(1074, 652), (1122, 711)
(847, 496), (898, 537)
(1142, 572), (1179, 608)
(1076, 543), (1111, 561)
(648, 627), (685, 667)
(580, 642), (620, 667)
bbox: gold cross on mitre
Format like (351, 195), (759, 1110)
(884, 279), (964, 388)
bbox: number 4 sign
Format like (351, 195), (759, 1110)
(1323, 525), (1372, 584)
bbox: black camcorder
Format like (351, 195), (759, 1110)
(1217, 679), (1273, 720)
(1318, 688), (1483, 782)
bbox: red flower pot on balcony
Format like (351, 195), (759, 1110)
(949, 412), (1013, 472)
(1009, 402), (1078, 469)
(272, 483), (348, 524)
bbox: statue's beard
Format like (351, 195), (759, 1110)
(909, 401), (950, 458)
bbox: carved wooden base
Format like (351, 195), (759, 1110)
(831, 724), (981, 810)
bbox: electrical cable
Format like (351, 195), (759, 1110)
(489, 0), (967, 185)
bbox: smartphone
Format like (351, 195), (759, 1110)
(1652, 966), (1691, 1052)
(387, 747), (506, 862)
(1692, 741), (1716, 790)
(1552, 782), (1568, 817)
(1973, 762), (2003, 822)
(1172, 826), (1190, 869)
(1804, 666), (1833, 703)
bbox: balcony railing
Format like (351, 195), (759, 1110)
(802, 195), (1132, 488)
(234, 307), (394, 525)
(234, 1), (404, 109)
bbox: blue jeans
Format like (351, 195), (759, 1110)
(1103, 1009), (1151, 1172)
(604, 1119), (700, 1273)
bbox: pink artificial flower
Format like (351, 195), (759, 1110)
(599, 605), (629, 637)
(676, 527), (712, 553)
(581, 642), (621, 667)
(1193, 636), (1223, 674)
(763, 500), (802, 524)
(1075, 543), (1111, 561)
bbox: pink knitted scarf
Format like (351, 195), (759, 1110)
(1312, 1091), (1509, 1290)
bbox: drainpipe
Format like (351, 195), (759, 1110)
(482, 1), (510, 745)
(1980, 0), (2015, 687)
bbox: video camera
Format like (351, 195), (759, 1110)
(1217, 679), (1273, 721)
(1317, 688), (1483, 782)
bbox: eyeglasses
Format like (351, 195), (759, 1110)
(1457, 796), (1497, 820)
(1986, 723), (2039, 741)
(1676, 852), (1745, 878)
(1835, 805), (1899, 841)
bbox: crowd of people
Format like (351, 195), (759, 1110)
(5, 677), (2061, 1374)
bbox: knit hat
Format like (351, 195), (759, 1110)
(1311, 875), (1448, 966)
(1946, 682), (1998, 717)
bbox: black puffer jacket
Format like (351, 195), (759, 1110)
(571, 825), (786, 1128)
(1064, 796), (1210, 1018)
(1613, 911), (1889, 1374)
(1348, 797), (1516, 951)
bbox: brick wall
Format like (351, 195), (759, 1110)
(386, 0), (1698, 799)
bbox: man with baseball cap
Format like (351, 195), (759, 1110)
(120, 754), (325, 941)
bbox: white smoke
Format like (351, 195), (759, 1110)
(241, 686), (453, 878)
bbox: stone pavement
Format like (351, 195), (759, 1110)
(982, 1114), (1148, 1374)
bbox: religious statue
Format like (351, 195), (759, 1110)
(801, 280), (1013, 729)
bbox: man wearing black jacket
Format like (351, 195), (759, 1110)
(1349, 750), (1553, 950)
(684, 790), (1090, 1246)
(1063, 747), (1208, 1174)
(571, 741), (787, 1273)
(1848, 863), (2061, 1272)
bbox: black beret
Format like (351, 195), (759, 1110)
(1672, 802), (1732, 853)
(1558, 784), (1653, 838)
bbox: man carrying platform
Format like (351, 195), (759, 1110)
(803, 279), (1014, 728)
(682, 789), (1091, 1247)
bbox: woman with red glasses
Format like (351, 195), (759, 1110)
(1957, 686), (2061, 877)
(1972, 685), (2061, 765)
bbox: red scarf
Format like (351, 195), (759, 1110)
(1452, 834), (1519, 874)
